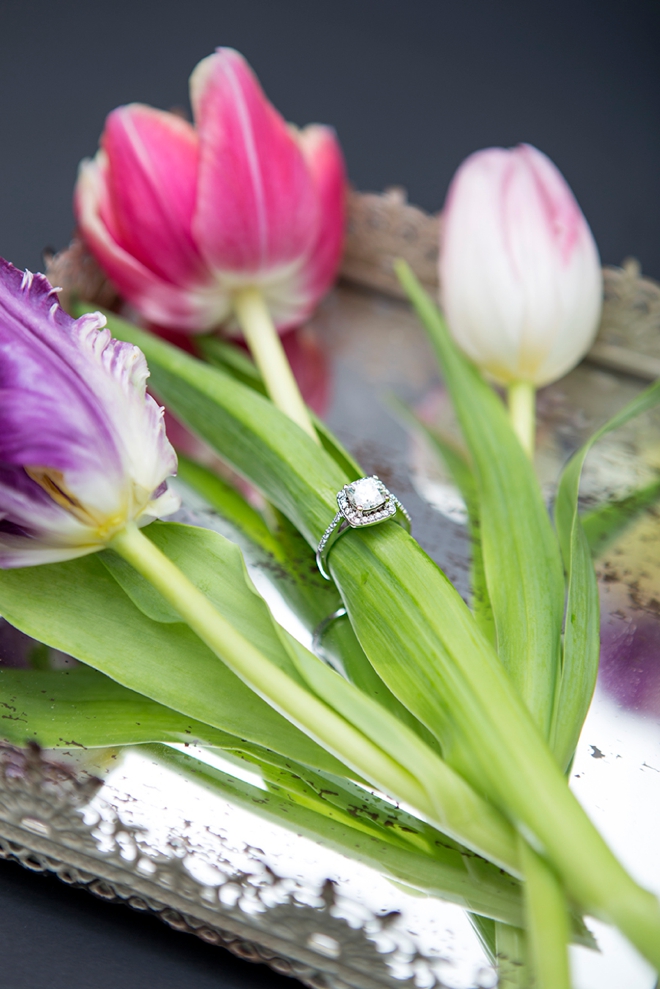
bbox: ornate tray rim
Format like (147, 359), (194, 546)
(0, 742), (406, 989)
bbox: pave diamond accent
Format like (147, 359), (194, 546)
(316, 512), (343, 559)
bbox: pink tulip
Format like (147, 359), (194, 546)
(439, 144), (602, 387)
(75, 48), (346, 336)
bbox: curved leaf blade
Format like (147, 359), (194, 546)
(0, 537), (344, 776)
(552, 379), (660, 769)
(395, 262), (565, 737)
(0, 666), (240, 749)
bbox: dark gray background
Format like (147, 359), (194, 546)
(1, 0), (660, 277)
(0, 1), (659, 986)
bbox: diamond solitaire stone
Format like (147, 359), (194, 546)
(346, 477), (387, 512)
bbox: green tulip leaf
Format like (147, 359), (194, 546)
(175, 454), (438, 748)
(388, 395), (495, 645)
(0, 527), (345, 776)
(552, 379), (660, 770)
(395, 262), (565, 738)
(175, 453), (284, 559)
(98, 548), (181, 623)
(0, 665), (246, 749)
(582, 475), (660, 558)
(196, 334), (362, 479)
(274, 622), (520, 873)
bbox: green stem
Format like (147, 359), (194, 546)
(110, 523), (419, 805)
(519, 837), (571, 989)
(507, 381), (536, 458)
(109, 523), (520, 875)
(494, 921), (529, 988)
(233, 286), (319, 444)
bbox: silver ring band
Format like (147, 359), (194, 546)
(311, 606), (348, 670)
(315, 476), (411, 580)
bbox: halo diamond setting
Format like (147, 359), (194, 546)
(338, 477), (396, 526)
(315, 476), (411, 580)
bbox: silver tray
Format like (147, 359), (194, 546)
(3, 195), (660, 989)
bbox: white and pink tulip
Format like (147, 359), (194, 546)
(439, 143), (602, 387)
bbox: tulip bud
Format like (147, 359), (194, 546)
(0, 259), (179, 567)
(75, 48), (346, 336)
(439, 144), (603, 387)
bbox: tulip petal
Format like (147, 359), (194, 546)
(69, 314), (178, 521)
(0, 463), (178, 567)
(76, 155), (231, 331)
(295, 124), (347, 309)
(76, 48), (347, 335)
(440, 145), (601, 386)
(0, 465), (109, 567)
(0, 267), (121, 482)
(441, 149), (533, 378)
(190, 48), (318, 276)
(101, 104), (205, 286)
(0, 260), (179, 566)
(515, 145), (602, 385)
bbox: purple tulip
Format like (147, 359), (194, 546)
(0, 258), (179, 567)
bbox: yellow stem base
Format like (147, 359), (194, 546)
(507, 381), (536, 458)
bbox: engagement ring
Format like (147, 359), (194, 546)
(315, 476), (411, 580)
